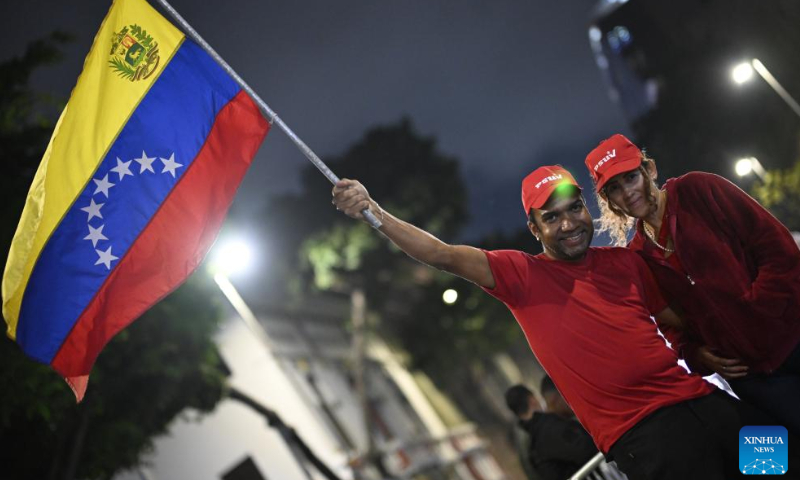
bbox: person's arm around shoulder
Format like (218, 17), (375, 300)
(332, 179), (495, 288)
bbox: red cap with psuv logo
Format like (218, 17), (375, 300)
(521, 165), (581, 215)
(584, 134), (643, 192)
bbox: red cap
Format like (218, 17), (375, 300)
(521, 165), (581, 215)
(584, 134), (643, 192)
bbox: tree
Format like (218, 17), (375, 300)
(0, 275), (227, 480)
(258, 118), (469, 308)
(0, 35), (228, 480)
(751, 160), (800, 231)
(0, 31), (72, 255)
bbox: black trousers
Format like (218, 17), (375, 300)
(608, 390), (800, 480)
(729, 341), (800, 437)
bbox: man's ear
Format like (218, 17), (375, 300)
(528, 220), (540, 242)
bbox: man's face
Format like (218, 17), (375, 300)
(529, 187), (594, 261)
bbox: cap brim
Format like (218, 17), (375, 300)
(595, 157), (642, 192)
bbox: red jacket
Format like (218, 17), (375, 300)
(629, 172), (800, 374)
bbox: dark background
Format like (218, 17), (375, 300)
(2, 0), (630, 241)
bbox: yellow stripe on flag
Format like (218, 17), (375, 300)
(2, 0), (184, 338)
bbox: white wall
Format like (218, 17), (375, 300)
(115, 317), (352, 480)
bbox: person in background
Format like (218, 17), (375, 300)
(505, 383), (597, 480)
(539, 375), (573, 419)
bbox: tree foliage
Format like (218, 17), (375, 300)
(0, 34), (227, 480)
(745, 161), (800, 474)
(0, 31), (72, 253)
(751, 159), (800, 231)
(0, 276), (227, 480)
(261, 119), (468, 299)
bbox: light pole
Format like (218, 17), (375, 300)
(732, 58), (800, 119)
(209, 238), (276, 349)
(209, 238), (358, 479)
(734, 157), (766, 182)
(209, 240), (317, 480)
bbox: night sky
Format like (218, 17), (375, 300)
(3, 0), (629, 240)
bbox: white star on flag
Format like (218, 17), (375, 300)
(160, 153), (183, 178)
(93, 174), (115, 198)
(84, 224), (108, 247)
(94, 246), (119, 270)
(80, 198), (104, 221)
(134, 151), (156, 173)
(110, 157), (134, 181)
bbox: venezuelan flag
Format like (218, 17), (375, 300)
(2, 0), (269, 400)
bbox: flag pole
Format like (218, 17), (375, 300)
(153, 0), (382, 229)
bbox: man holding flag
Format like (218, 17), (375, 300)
(2, 0), (269, 401)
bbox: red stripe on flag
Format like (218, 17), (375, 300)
(51, 90), (268, 385)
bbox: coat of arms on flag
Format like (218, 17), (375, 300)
(109, 24), (161, 81)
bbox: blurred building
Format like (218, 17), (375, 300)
(589, 0), (800, 179)
(114, 292), (506, 480)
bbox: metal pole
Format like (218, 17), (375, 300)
(152, 0), (382, 229)
(212, 275), (313, 480)
(568, 452), (605, 480)
(350, 289), (376, 458)
(349, 288), (391, 478)
(213, 273), (274, 351)
(750, 157), (767, 181)
(752, 59), (800, 119)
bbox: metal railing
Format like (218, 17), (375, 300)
(375, 424), (508, 480)
(568, 452), (628, 480)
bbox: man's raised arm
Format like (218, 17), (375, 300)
(332, 179), (495, 289)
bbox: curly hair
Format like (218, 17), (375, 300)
(594, 155), (658, 246)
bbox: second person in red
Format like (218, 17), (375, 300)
(585, 133), (800, 436)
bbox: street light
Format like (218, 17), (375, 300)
(735, 157), (766, 181)
(208, 239), (352, 479)
(206, 239), (327, 480)
(731, 62), (754, 85)
(208, 237), (268, 346)
(732, 58), (800, 119)
(442, 289), (458, 305)
(211, 238), (255, 277)
(208, 237), (273, 349)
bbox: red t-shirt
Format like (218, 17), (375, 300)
(482, 247), (713, 453)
